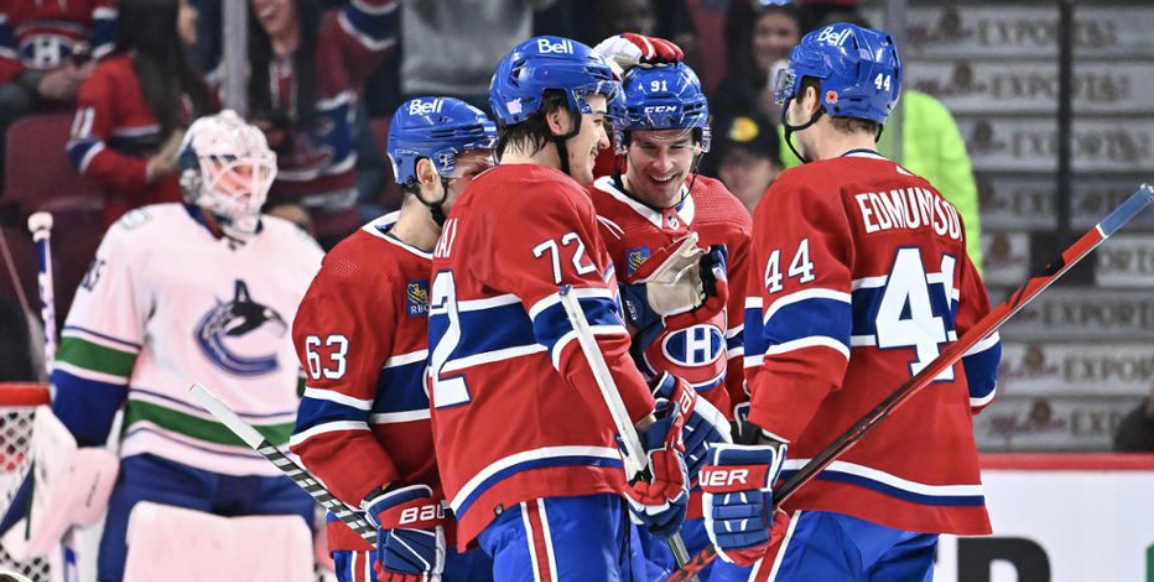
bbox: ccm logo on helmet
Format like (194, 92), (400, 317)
(701, 467), (750, 488)
(537, 38), (575, 54)
(815, 26), (852, 47)
(409, 99), (445, 116)
(644, 105), (678, 114)
(399, 503), (444, 525)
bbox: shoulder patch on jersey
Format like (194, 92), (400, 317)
(406, 279), (429, 317)
(626, 247), (650, 276)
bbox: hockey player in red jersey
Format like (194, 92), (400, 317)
(585, 51), (751, 580)
(289, 97), (497, 582)
(428, 36), (699, 580)
(698, 23), (1002, 582)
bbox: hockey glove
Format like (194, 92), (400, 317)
(652, 372), (732, 481)
(699, 438), (789, 566)
(664, 244), (729, 331)
(593, 33), (684, 76)
(622, 404), (690, 539)
(620, 235), (728, 331)
(364, 484), (446, 581)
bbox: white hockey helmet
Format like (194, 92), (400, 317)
(178, 110), (277, 225)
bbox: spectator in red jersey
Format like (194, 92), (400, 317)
(0, 0), (116, 187)
(66, 0), (214, 227)
(245, 0), (398, 248)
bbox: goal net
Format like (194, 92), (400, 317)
(0, 383), (53, 582)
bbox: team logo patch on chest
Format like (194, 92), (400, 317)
(662, 324), (725, 367)
(195, 280), (288, 376)
(626, 247), (650, 276)
(406, 280), (429, 316)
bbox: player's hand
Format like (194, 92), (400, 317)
(664, 244), (729, 330)
(699, 437), (788, 566)
(622, 403), (690, 538)
(593, 33), (684, 76)
(145, 129), (186, 184)
(652, 372), (731, 481)
(364, 484), (446, 581)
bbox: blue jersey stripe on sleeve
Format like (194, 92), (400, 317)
(50, 368), (127, 446)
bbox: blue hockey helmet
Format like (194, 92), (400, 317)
(618, 63), (711, 153)
(489, 36), (622, 127)
(772, 23), (902, 125)
(387, 97), (497, 187)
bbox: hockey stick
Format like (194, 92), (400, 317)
(27, 212), (55, 376)
(665, 184), (1154, 581)
(557, 286), (698, 579)
(188, 382), (378, 546)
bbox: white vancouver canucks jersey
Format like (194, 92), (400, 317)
(53, 203), (324, 476)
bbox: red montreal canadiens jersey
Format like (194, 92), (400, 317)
(289, 214), (438, 552)
(0, 0), (116, 84)
(261, 0), (397, 237)
(588, 175), (752, 417)
(745, 152), (1001, 536)
(429, 164), (656, 550)
(67, 54), (204, 226)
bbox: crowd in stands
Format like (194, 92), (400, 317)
(0, 0), (984, 383)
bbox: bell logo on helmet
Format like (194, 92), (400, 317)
(815, 26), (852, 47)
(536, 38), (575, 55)
(409, 99), (445, 116)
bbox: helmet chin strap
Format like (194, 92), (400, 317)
(552, 113), (583, 177)
(781, 97), (824, 164)
(413, 176), (450, 227)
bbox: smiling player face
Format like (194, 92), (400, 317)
(562, 93), (611, 185)
(625, 129), (698, 208)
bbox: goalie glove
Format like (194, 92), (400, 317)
(364, 484), (446, 581)
(593, 33), (684, 76)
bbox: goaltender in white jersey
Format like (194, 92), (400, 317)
(45, 111), (324, 582)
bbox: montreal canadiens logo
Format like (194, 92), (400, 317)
(662, 324), (725, 367)
(195, 280), (288, 376)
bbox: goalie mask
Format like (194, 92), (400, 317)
(178, 111), (277, 235)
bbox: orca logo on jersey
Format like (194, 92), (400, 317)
(195, 280), (287, 376)
(409, 99), (445, 116)
(536, 38), (575, 55)
(662, 324), (725, 367)
(406, 280), (430, 317)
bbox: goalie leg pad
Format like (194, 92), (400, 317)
(0, 405), (118, 561)
(122, 502), (314, 582)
